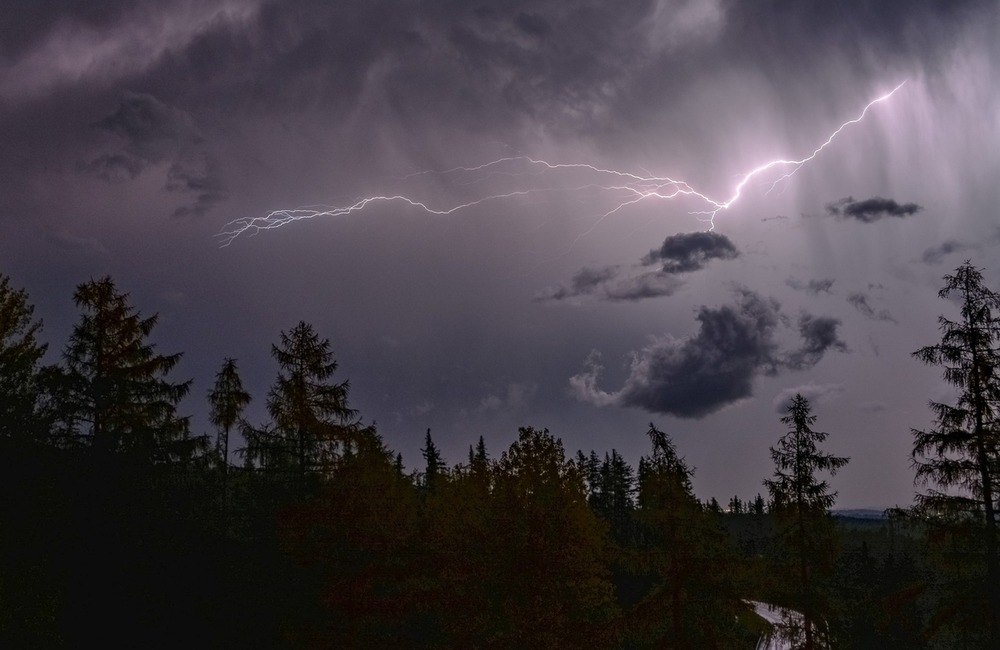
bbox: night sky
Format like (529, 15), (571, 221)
(3, 0), (998, 508)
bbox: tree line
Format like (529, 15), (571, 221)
(0, 262), (999, 647)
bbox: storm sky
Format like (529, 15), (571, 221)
(3, 0), (998, 508)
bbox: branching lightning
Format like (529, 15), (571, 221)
(218, 82), (905, 246)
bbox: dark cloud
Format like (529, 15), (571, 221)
(787, 277), (835, 295)
(642, 231), (740, 273)
(825, 196), (923, 223)
(542, 231), (737, 303)
(847, 292), (896, 323)
(538, 266), (683, 303)
(603, 273), (684, 302)
(571, 289), (782, 419)
(922, 239), (971, 265)
(535, 265), (619, 301)
(785, 314), (848, 370)
(570, 287), (851, 417)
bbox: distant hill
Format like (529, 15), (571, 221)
(832, 508), (887, 520)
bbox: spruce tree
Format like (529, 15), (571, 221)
(59, 277), (191, 461)
(911, 261), (1000, 643)
(209, 358), (251, 465)
(0, 274), (47, 439)
(265, 321), (356, 480)
(765, 394), (848, 650)
(631, 424), (748, 647)
(421, 428), (444, 492)
(208, 357), (251, 511)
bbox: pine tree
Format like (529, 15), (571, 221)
(765, 394), (849, 650)
(265, 321), (357, 481)
(59, 277), (191, 461)
(0, 274), (47, 439)
(911, 261), (1000, 643)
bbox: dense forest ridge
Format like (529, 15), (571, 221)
(2, 261), (1000, 648)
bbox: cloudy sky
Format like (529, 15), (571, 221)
(3, 0), (998, 508)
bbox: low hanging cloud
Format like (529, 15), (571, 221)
(847, 292), (896, 323)
(539, 231), (738, 303)
(825, 196), (923, 223)
(786, 277), (835, 295)
(570, 288), (846, 419)
(641, 231), (740, 272)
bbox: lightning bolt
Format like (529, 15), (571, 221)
(218, 81), (905, 246)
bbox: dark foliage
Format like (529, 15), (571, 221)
(1, 266), (996, 647)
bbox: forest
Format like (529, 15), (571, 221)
(2, 262), (1000, 649)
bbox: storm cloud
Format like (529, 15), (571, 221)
(825, 196), (923, 223)
(642, 231), (740, 273)
(571, 289), (846, 419)
(542, 232), (738, 303)
(535, 265), (619, 301)
(785, 314), (848, 370)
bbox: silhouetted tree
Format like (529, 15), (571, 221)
(594, 450), (636, 544)
(277, 425), (422, 645)
(911, 261), (1000, 644)
(0, 274), (46, 439)
(629, 423), (749, 648)
(421, 428), (444, 493)
(765, 394), (849, 650)
(209, 358), (251, 465)
(58, 277), (191, 461)
(264, 321), (357, 482)
(487, 427), (619, 646)
(208, 357), (251, 512)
